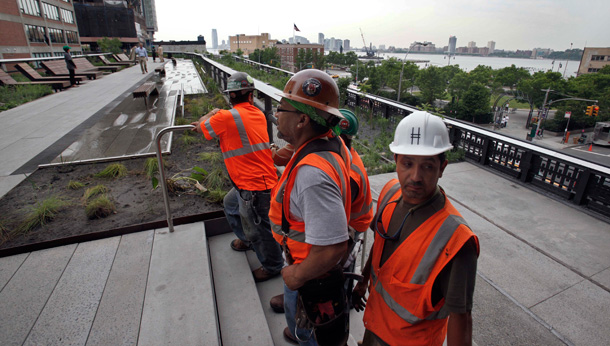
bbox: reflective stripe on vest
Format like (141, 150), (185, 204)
(370, 213), (468, 324)
(205, 109), (270, 160)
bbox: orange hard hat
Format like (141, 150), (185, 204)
(278, 69), (342, 121)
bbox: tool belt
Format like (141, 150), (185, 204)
(295, 267), (349, 346)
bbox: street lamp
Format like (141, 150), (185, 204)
(397, 41), (427, 101)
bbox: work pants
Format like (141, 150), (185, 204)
(223, 187), (284, 274)
(284, 284), (317, 345)
(68, 68), (76, 86)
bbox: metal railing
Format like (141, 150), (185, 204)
(173, 52), (610, 224)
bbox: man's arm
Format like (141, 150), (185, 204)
(191, 108), (220, 133)
(282, 241), (347, 290)
(447, 311), (472, 346)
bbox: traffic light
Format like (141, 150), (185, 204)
(586, 106), (593, 116)
(592, 105), (599, 117)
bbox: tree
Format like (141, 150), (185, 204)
(461, 83), (492, 123)
(97, 37), (122, 54)
(416, 65), (446, 104)
(446, 71), (471, 104)
(337, 77), (351, 106)
(495, 65), (530, 90)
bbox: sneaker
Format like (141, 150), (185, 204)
(270, 294), (285, 313)
(252, 266), (279, 283)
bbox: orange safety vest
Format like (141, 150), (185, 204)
(200, 103), (277, 191)
(269, 133), (351, 264)
(349, 147), (374, 233)
(363, 179), (480, 346)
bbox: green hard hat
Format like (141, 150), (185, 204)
(338, 109), (359, 136)
(63, 45), (71, 50)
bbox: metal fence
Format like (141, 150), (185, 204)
(178, 52), (610, 221)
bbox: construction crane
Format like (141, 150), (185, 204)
(359, 28), (375, 57)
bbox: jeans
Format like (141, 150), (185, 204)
(223, 187), (284, 274)
(284, 284), (317, 346)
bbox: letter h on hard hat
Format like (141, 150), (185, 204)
(389, 111), (453, 156)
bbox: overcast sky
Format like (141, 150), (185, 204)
(154, 0), (610, 51)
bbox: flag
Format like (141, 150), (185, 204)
(294, 24), (300, 32)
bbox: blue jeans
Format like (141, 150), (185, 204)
(284, 284), (317, 345)
(223, 187), (284, 274)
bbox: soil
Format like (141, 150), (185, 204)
(0, 96), (392, 254)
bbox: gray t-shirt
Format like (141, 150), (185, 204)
(289, 165), (348, 246)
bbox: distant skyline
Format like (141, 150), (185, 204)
(155, 0), (610, 52)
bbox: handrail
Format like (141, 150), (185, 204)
(155, 125), (196, 233)
(0, 52), (114, 64)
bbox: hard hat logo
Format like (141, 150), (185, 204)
(302, 78), (322, 97)
(389, 111), (453, 156)
(339, 119), (350, 131)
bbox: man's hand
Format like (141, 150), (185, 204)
(282, 263), (305, 290)
(191, 108), (221, 134)
(352, 281), (368, 312)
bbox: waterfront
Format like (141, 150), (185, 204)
(366, 52), (579, 77)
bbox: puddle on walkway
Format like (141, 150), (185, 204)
(52, 60), (207, 164)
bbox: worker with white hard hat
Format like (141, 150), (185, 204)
(353, 111), (480, 346)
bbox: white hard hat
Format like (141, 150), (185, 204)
(389, 111), (453, 156)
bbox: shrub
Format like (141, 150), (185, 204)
(17, 196), (68, 234)
(82, 184), (108, 201)
(85, 195), (116, 219)
(67, 180), (85, 190)
(95, 163), (127, 179)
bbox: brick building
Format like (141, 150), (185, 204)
(277, 43), (324, 72)
(0, 0), (81, 69)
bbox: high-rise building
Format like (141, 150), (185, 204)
(487, 41), (495, 54)
(448, 36), (457, 53)
(318, 33), (324, 45)
(212, 29), (218, 49)
(467, 41), (476, 48)
(344, 39), (350, 51)
(329, 37), (336, 51)
(142, 0), (158, 44)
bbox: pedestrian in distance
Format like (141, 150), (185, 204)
(191, 72), (284, 283)
(352, 111), (480, 346)
(270, 69), (352, 345)
(63, 45), (78, 87)
(135, 42), (148, 74)
(152, 45), (157, 62)
(158, 44), (164, 62)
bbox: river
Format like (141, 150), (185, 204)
(360, 52), (579, 78)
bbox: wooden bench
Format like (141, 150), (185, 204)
(74, 58), (119, 73)
(155, 63), (167, 76)
(99, 55), (132, 67)
(41, 60), (103, 80)
(15, 63), (86, 84)
(0, 69), (70, 91)
(132, 82), (159, 108)
(114, 53), (137, 65)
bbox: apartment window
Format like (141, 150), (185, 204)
(25, 24), (46, 43)
(66, 30), (78, 43)
(48, 28), (64, 43)
(33, 52), (53, 68)
(60, 8), (74, 24)
(19, 0), (41, 16)
(588, 68), (600, 73)
(42, 2), (60, 20)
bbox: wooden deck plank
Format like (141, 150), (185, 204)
(0, 245), (76, 346)
(138, 223), (219, 345)
(23, 238), (119, 346)
(86, 231), (154, 346)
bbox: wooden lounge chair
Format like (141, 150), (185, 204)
(99, 55), (132, 67)
(15, 63), (86, 84)
(74, 58), (119, 73)
(0, 69), (70, 91)
(114, 53), (136, 64)
(41, 60), (103, 80)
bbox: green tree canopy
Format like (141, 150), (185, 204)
(97, 37), (122, 54)
(416, 65), (446, 104)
